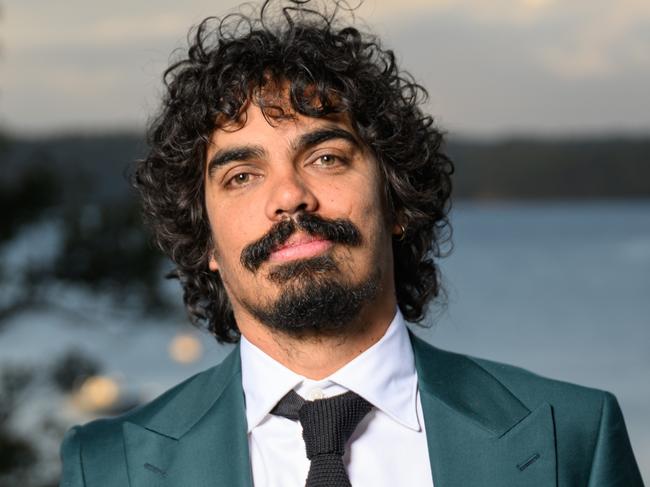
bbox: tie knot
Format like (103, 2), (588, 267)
(272, 390), (373, 459)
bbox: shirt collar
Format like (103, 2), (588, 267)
(240, 334), (304, 433)
(240, 310), (420, 433)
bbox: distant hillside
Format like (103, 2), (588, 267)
(448, 136), (650, 200)
(1, 132), (146, 206)
(1, 132), (649, 203)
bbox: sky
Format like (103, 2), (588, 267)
(1, 0), (650, 136)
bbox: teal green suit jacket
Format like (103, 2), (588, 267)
(60, 334), (644, 486)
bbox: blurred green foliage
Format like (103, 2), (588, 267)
(0, 353), (107, 487)
(0, 132), (174, 326)
(53, 201), (167, 310)
(0, 367), (37, 482)
(0, 166), (59, 241)
(51, 349), (101, 393)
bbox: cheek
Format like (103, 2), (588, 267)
(358, 178), (390, 226)
(359, 184), (394, 254)
(205, 196), (240, 270)
(323, 174), (382, 216)
(210, 225), (241, 265)
(206, 203), (266, 273)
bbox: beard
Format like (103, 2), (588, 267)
(242, 261), (381, 337)
(238, 213), (379, 336)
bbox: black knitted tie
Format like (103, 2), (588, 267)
(271, 389), (373, 487)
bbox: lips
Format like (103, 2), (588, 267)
(268, 233), (333, 262)
(240, 214), (362, 272)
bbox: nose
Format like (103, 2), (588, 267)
(265, 170), (319, 220)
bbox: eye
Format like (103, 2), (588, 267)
(226, 171), (254, 187)
(313, 154), (344, 167)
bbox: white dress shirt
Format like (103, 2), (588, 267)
(240, 311), (434, 487)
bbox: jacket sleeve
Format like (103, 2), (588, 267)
(587, 392), (645, 486)
(59, 425), (86, 487)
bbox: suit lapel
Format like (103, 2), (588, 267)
(411, 334), (557, 487)
(120, 331), (557, 486)
(122, 347), (253, 487)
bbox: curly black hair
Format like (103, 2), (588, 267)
(135, 0), (454, 343)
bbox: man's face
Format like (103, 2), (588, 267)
(204, 100), (398, 337)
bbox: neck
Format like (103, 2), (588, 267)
(237, 304), (397, 380)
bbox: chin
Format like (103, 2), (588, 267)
(245, 266), (381, 338)
(266, 254), (339, 284)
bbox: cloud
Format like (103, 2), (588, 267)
(4, 2), (215, 50)
(360, 0), (650, 79)
(361, 0), (559, 25)
(534, 0), (650, 79)
(383, 1), (650, 135)
(379, 0), (649, 86)
(2, 0), (649, 134)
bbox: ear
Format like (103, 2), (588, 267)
(208, 254), (219, 272)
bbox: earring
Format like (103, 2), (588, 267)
(396, 223), (407, 241)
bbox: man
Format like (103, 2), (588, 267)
(60, 1), (644, 486)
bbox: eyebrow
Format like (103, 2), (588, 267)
(206, 126), (360, 175)
(292, 126), (360, 153)
(207, 146), (266, 175)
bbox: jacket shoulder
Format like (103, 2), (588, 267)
(429, 346), (611, 440)
(79, 359), (224, 435)
(469, 355), (607, 410)
(471, 355), (643, 486)
(412, 333), (608, 413)
(413, 338), (643, 486)
(60, 347), (240, 485)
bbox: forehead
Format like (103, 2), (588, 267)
(206, 100), (360, 159)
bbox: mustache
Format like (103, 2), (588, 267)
(240, 213), (362, 272)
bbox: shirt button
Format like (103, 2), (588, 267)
(307, 388), (325, 400)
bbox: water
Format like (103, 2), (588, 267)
(1, 201), (648, 482)
(418, 201), (650, 480)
